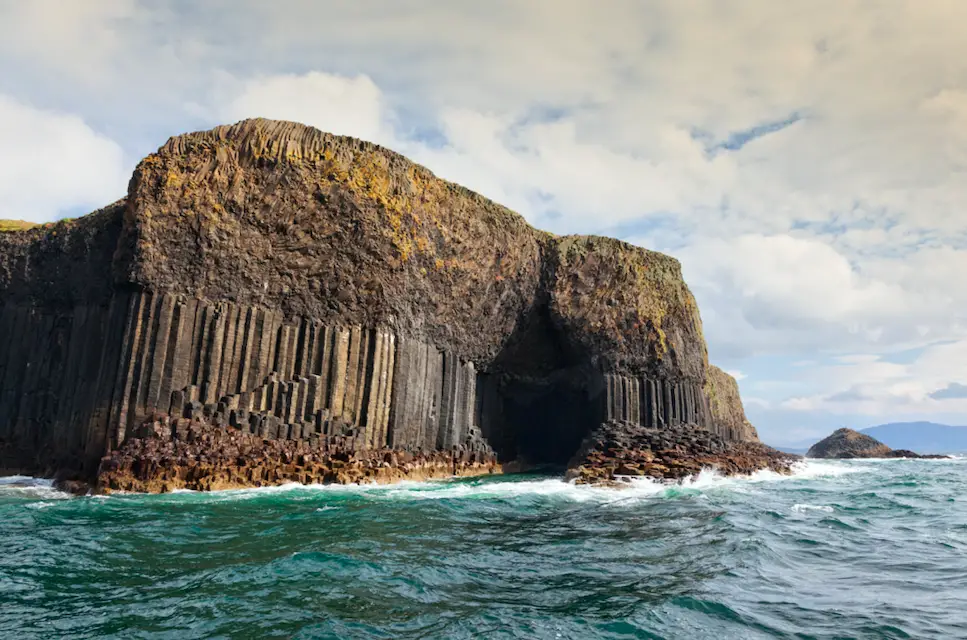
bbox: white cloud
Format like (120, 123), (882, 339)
(218, 72), (392, 146)
(662, 233), (967, 360)
(780, 340), (967, 418)
(0, 95), (128, 222)
(0, 0), (136, 79)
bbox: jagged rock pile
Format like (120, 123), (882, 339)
(567, 420), (796, 484)
(94, 411), (499, 493)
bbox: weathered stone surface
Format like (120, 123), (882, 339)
(806, 428), (948, 459)
(567, 420), (796, 485)
(93, 413), (500, 494)
(0, 119), (768, 491)
(706, 365), (759, 442)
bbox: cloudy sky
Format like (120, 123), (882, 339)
(2, 1), (966, 445)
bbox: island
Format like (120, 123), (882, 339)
(0, 119), (794, 492)
(807, 428), (949, 459)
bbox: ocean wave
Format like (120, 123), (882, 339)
(0, 475), (53, 487)
(792, 503), (835, 513)
(787, 459), (870, 478)
(3, 456), (962, 639)
(0, 457), (873, 506)
(0, 476), (70, 501)
(154, 477), (668, 504)
(107, 459), (872, 505)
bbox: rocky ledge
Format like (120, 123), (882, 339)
(567, 420), (797, 485)
(807, 428), (949, 459)
(90, 411), (500, 494)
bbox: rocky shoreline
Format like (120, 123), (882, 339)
(90, 413), (502, 494)
(88, 416), (792, 495)
(567, 420), (798, 485)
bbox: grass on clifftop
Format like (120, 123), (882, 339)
(0, 220), (38, 232)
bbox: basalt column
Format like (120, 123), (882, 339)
(603, 374), (709, 430)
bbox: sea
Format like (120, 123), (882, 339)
(2, 458), (966, 639)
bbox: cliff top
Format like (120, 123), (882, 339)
(155, 119), (687, 272)
(154, 118), (535, 237)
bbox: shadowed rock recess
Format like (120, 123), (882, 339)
(0, 119), (785, 492)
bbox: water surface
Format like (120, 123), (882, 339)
(2, 459), (966, 638)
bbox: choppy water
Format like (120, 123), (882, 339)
(2, 459), (967, 639)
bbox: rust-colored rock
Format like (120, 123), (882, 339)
(95, 414), (501, 494)
(567, 420), (796, 485)
(706, 365), (759, 442)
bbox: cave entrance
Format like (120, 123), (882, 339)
(476, 304), (603, 468)
(501, 374), (598, 466)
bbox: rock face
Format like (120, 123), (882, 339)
(706, 365), (759, 442)
(807, 428), (948, 459)
(0, 119), (774, 490)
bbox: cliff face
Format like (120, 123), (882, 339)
(0, 119), (760, 484)
(120, 120), (544, 362)
(706, 365), (759, 442)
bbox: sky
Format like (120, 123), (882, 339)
(1, 1), (965, 446)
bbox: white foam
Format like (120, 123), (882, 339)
(0, 475), (70, 501)
(792, 503), (835, 513)
(142, 466), (823, 505)
(0, 475), (53, 487)
(383, 477), (668, 502)
(225, 478), (666, 503)
(787, 459), (869, 478)
(24, 501), (56, 510)
(68, 458), (875, 505)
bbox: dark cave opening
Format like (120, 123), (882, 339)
(476, 302), (604, 468)
(501, 375), (599, 466)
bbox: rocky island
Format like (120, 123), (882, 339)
(807, 428), (948, 459)
(0, 119), (794, 493)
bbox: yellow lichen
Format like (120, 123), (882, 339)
(0, 219), (38, 232)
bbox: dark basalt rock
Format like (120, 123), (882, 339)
(807, 428), (948, 459)
(567, 419), (796, 484)
(0, 119), (767, 491)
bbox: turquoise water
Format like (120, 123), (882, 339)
(2, 460), (967, 639)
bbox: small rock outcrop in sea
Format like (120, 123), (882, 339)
(807, 428), (948, 459)
(0, 119), (793, 491)
(567, 419), (796, 484)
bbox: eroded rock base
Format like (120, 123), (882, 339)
(567, 420), (797, 485)
(95, 416), (500, 494)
